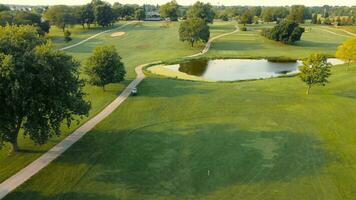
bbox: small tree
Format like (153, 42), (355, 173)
(299, 54), (331, 95)
(311, 14), (318, 24)
(85, 46), (126, 91)
(0, 25), (90, 152)
(336, 38), (356, 71)
(64, 30), (72, 42)
(179, 18), (210, 47)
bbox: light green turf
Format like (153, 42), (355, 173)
(2, 22), (356, 200)
(205, 24), (350, 59)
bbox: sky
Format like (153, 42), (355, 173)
(0, 0), (354, 6)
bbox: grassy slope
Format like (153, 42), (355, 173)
(4, 23), (356, 199)
(0, 21), (224, 182)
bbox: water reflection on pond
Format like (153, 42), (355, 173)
(163, 58), (343, 81)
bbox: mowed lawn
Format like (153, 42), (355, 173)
(207, 23), (350, 59)
(3, 22), (356, 199)
(0, 21), (230, 182)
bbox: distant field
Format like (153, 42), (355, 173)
(336, 25), (356, 34)
(2, 21), (356, 200)
(206, 24), (349, 59)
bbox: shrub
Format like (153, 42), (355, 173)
(64, 30), (72, 42)
(261, 21), (304, 44)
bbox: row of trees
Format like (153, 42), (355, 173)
(0, 24), (126, 152)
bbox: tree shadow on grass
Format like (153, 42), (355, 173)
(334, 89), (356, 99)
(4, 191), (118, 200)
(137, 77), (214, 98)
(295, 40), (339, 49)
(211, 41), (262, 51)
(55, 122), (332, 198)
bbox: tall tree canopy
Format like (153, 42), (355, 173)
(299, 54), (331, 95)
(0, 25), (90, 152)
(288, 5), (308, 23)
(336, 38), (356, 71)
(187, 1), (215, 23)
(44, 5), (76, 32)
(239, 10), (253, 25)
(159, 0), (179, 21)
(261, 21), (305, 44)
(0, 4), (10, 12)
(95, 3), (115, 27)
(134, 8), (146, 21)
(179, 18), (210, 47)
(85, 46), (126, 90)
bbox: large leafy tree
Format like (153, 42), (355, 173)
(187, 1), (215, 24)
(95, 3), (114, 27)
(239, 10), (253, 25)
(299, 54), (331, 95)
(0, 25), (90, 152)
(179, 18), (210, 47)
(261, 21), (304, 44)
(336, 38), (356, 71)
(134, 8), (146, 21)
(44, 5), (76, 32)
(13, 11), (50, 35)
(159, 0), (179, 21)
(85, 46), (126, 91)
(0, 4), (10, 12)
(288, 5), (307, 23)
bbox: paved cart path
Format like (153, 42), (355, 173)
(0, 23), (239, 200)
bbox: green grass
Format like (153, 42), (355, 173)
(2, 22), (356, 199)
(0, 21), (231, 183)
(6, 62), (356, 200)
(206, 24), (349, 59)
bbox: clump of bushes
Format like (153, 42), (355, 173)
(261, 21), (304, 44)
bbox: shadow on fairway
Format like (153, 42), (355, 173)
(137, 78), (214, 98)
(5, 191), (117, 200)
(50, 122), (332, 198)
(335, 89), (356, 99)
(295, 40), (339, 49)
(211, 41), (262, 51)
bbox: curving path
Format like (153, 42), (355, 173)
(59, 21), (135, 51)
(0, 23), (239, 200)
(187, 25), (239, 58)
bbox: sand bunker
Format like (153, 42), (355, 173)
(110, 32), (126, 37)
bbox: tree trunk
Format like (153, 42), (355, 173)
(191, 41), (194, 47)
(10, 138), (19, 153)
(306, 85), (311, 95)
(8, 120), (22, 153)
(102, 85), (106, 92)
(347, 60), (350, 72)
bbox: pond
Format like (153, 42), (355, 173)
(153, 58), (343, 82)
